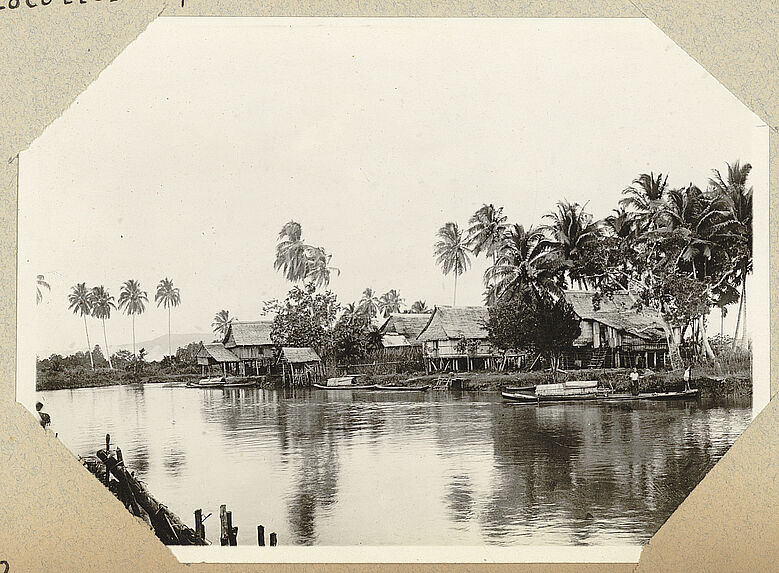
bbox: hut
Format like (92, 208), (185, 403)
(279, 347), (324, 386)
(378, 313), (431, 347)
(563, 290), (670, 368)
(416, 306), (500, 373)
(222, 320), (276, 376)
(196, 343), (240, 378)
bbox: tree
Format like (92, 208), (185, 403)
(155, 278), (181, 359)
(378, 289), (404, 316)
(357, 287), (380, 319)
(486, 292), (581, 381)
(91, 344), (109, 368)
(304, 245), (340, 289)
(67, 283), (95, 369)
(434, 222), (471, 305)
(409, 300), (431, 313)
(118, 279), (148, 357)
(466, 204), (509, 270)
(709, 161), (753, 348)
(36, 274), (50, 305)
(619, 172), (669, 222)
(90, 285), (116, 369)
(485, 224), (562, 303)
(212, 310), (234, 338)
(274, 221), (308, 283)
(541, 201), (600, 289)
(270, 283), (339, 358)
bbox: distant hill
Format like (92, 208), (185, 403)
(114, 332), (215, 361)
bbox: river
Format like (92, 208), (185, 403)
(40, 384), (751, 546)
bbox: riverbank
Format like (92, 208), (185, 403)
(36, 368), (200, 391)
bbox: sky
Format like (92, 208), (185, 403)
(18, 17), (769, 359)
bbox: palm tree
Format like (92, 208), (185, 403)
(274, 221), (309, 283)
(212, 309), (234, 338)
(357, 288), (380, 319)
(620, 172), (669, 221)
(155, 278), (181, 359)
(709, 161), (753, 347)
(36, 274), (50, 305)
(304, 245), (340, 289)
(378, 289), (404, 316)
(409, 300), (430, 313)
(541, 201), (600, 289)
(485, 224), (562, 303)
(434, 222), (472, 306)
(117, 279), (148, 357)
(466, 204), (509, 269)
(90, 285), (116, 369)
(67, 283), (95, 369)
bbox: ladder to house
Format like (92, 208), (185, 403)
(588, 348), (608, 369)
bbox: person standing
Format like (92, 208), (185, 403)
(683, 365), (692, 390)
(630, 367), (640, 396)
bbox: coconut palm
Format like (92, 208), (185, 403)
(305, 245), (340, 288)
(212, 309), (234, 338)
(378, 289), (404, 316)
(36, 274), (50, 305)
(118, 279), (148, 357)
(67, 283), (95, 369)
(485, 224), (562, 303)
(434, 222), (472, 306)
(357, 288), (380, 319)
(709, 161), (753, 346)
(541, 201), (600, 289)
(466, 204), (509, 268)
(410, 300), (430, 313)
(274, 221), (309, 283)
(620, 172), (669, 221)
(90, 285), (116, 369)
(155, 277), (181, 359)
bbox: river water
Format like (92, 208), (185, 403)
(40, 384), (751, 546)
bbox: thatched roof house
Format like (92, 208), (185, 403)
(563, 290), (667, 348)
(279, 347), (324, 385)
(196, 343), (240, 377)
(378, 313), (431, 347)
(222, 320), (275, 375)
(416, 306), (499, 372)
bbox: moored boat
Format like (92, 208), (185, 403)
(501, 391), (605, 403)
(602, 388), (701, 402)
(313, 375), (380, 390)
(373, 385), (431, 392)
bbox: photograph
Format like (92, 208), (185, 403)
(15, 17), (768, 559)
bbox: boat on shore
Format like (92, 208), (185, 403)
(503, 386), (701, 404)
(601, 388), (701, 402)
(187, 376), (257, 389)
(373, 385), (431, 392)
(313, 375), (380, 390)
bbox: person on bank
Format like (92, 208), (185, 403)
(683, 364), (692, 390)
(630, 367), (640, 395)
(35, 401), (51, 430)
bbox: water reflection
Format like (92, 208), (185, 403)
(40, 386), (751, 546)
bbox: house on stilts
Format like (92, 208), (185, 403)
(196, 343), (240, 378)
(222, 320), (276, 376)
(279, 347), (325, 386)
(416, 306), (500, 373)
(564, 290), (671, 369)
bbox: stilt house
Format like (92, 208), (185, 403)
(279, 347), (324, 386)
(222, 320), (276, 376)
(196, 343), (240, 378)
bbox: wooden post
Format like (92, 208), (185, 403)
(257, 525), (265, 546)
(195, 509), (203, 539)
(104, 434), (111, 486)
(219, 505), (229, 546)
(269, 532), (277, 546)
(226, 511), (237, 546)
(115, 447), (123, 464)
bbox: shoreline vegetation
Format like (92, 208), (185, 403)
(37, 161), (754, 396)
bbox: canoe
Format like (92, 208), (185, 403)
(186, 379), (224, 389)
(223, 380), (258, 389)
(501, 391), (606, 403)
(312, 383), (380, 390)
(373, 385), (431, 392)
(603, 389), (701, 402)
(504, 385), (537, 393)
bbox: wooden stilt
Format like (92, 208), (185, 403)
(219, 505), (229, 546)
(269, 533), (277, 547)
(257, 525), (265, 546)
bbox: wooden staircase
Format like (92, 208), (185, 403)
(588, 348), (608, 369)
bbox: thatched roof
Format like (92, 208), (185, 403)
(223, 320), (274, 347)
(416, 306), (490, 342)
(280, 347), (321, 363)
(381, 334), (411, 348)
(378, 313), (430, 346)
(563, 290), (666, 340)
(197, 343), (240, 363)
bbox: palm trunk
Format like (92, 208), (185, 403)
(732, 266), (747, 349)
(168, 307), (172, 360)
(132, 314), (136, 357)
(453, 273), (458, 306)
(698, 315), (715, 362)
(102, 318), (113, 369)
(737, 268), (748, 350)
(84, 315), (94, 369)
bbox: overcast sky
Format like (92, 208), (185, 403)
(19, 17), (768, 358)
